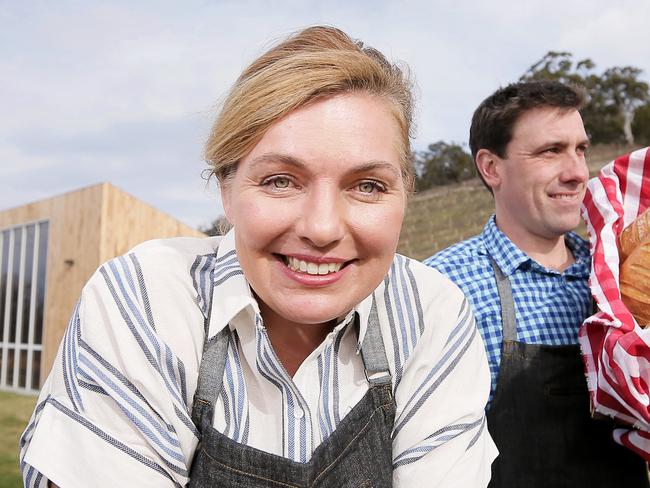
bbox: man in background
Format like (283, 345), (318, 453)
(425, 80), (648, 487)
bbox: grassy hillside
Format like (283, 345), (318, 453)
(0, 392), (37, 488)
(397, 144), (635, 260)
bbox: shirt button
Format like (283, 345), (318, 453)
(293, 409), (304, 419)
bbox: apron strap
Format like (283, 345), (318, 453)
(191, 326), (231, 426)
(489, 257), (517, 342)
(359, 296), (392, 387)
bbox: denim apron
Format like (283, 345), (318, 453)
(487, 259), (648, 487)
(188, 300), (396, 487)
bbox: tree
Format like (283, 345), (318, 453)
(199, 215), (231, 236)
(597, 66), (650, 145)
(632, 102), (650, 145)
(520, 51), (650, 145)
(520, 51), (596, 87)
(414, 141), (474, 191)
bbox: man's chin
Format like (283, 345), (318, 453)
(549, 219), (582, 238)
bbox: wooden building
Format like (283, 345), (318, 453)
(0, 183), (205, 394)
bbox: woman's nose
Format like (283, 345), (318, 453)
(296, 187), (346, 248)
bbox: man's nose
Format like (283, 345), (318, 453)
(296, 186), (346, 248)
(560, 150), (589, 184)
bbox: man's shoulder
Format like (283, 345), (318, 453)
(421, 234), (496, 304)
(423, 235), (485, 271)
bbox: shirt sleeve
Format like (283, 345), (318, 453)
(391, 276), (498, 487)
(19, 253), (203, 488)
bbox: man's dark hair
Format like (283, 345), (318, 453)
(469, 80), (586, 190)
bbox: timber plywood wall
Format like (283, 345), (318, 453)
(0, 183), (205, 384)
(0, 185), (104, 381)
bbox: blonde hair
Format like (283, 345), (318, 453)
(204, 26), (415, 192)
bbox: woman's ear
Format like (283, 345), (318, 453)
(475, 149), (502, 192)
(221, 180), (235, 225)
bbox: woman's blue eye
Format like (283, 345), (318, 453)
(272, 177), (290, 188)
(358, 181), (385, 193)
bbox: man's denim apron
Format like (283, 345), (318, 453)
(188, 300), (395, 487)
(487, 259), (648, 487)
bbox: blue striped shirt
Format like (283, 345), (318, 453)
(424, 215), (591, 405)
(20, 231), (496, 487)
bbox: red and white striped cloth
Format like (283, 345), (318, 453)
(580, 146), (650, 460)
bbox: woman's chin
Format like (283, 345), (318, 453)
(281, 310), (343, 328)
(260, 299), (352, 329)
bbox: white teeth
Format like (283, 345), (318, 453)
(285, 256), (343, 275)
(555, 196), (573, 200)
(550, 193), (577, 199)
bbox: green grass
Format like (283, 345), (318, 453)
(0, 391), (37, 488)
(398, 179), (495, 260)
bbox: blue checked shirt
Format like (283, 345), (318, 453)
(424, 215), (591, 406)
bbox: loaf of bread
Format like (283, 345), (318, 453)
(619, 208), (650, 261)
(620, 208), (650, 327)
(620, 241), (650, 327)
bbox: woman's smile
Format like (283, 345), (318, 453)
(281, 255), (347, 275)
(274, 253), (354, 287)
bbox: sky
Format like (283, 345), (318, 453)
(2, 0), (649, 229)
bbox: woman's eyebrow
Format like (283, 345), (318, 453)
(249, 153), (306, 170)
(349, 161), (400, 177)
(249, 153), (400, 177)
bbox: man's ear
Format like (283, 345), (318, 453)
(475, 149), (502, 191)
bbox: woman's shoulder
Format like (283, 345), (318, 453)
(77, 236), (217, 372)
(390, 253), (466, 307)
(376, 253), (470, 362)
(93, 235), (222, 284)
(82, 235), (224, 325)
(129, 235), (222, 263)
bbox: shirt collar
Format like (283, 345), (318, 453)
(349, 291), (374, 352)
(480, 214), (591, 278)
(480, 215), (531, 276)
(562, 231), (591, 278)
(206, 228), (376, 346)
(207, 229), (259, 340)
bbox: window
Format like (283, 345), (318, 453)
(0, 221), (48, 393)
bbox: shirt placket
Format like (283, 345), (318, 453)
(254, 315), (314, 463)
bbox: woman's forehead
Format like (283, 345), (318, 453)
(240, 93), (403, 171)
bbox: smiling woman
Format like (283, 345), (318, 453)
(222, 93), (406, 376)
(19, 26), (497, 487)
